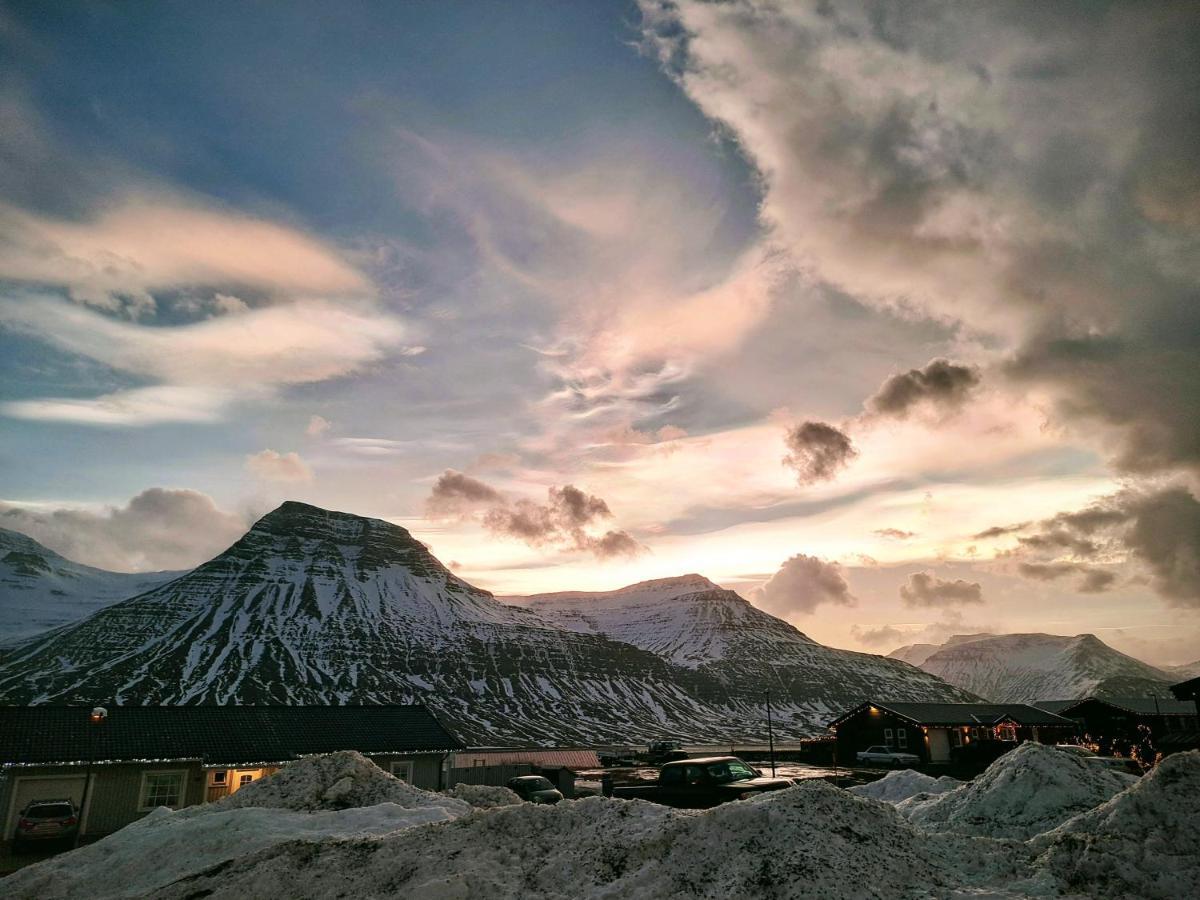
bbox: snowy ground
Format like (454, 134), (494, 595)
(3, 747), (1195, 899)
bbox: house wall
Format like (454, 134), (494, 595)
(365, 753), (445, 791)
(833, 709), (927, 764)
(1, 762), (206, 840)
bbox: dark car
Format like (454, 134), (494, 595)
(13, 798), (79, 849)
(613, 756), (794, 809)
(507, 775), (564, 804)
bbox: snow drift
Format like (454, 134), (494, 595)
(900, 742), (1137, 840)
(848, 769), (961, 804)
(1030, 749), (1200, 899)
(443, 782), (523, 808)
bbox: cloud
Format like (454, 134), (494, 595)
(305, 415), (332, 437)
(426, 469), (505, 518)
(1017, 561), (1117, 594)
(865, 358), (982, 419)
(0, 193), (370, 313)
(899, 572), (984, 607)
(782, 421), (858, 485)
(0, 294), (407, 425)
(1006, 485), (1200, 606)
(426, 475), (644, 561)
(874, 528), (917, 540)
(972, 523), (1030, 540)
(245, 449), (313, 483)
(0, 488), (249, 572)
(851, 624), (906, 648)
(641, 1), (1200, 478)
(753, 553), (856, 616)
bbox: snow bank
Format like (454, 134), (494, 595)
(443, 782), (523, 808)
(149, 783), (1040, 900)
(849, 769), (961, 803)
(2, 802), (463, 900)
(4, 752), (471, 900)
(220, 750), (469, 813)
(902, 742), (1136, 840)
(1030, 750), (1200, 899)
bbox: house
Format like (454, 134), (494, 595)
(1170, 676), (1200, 703)
(448, 748), (602, 798)
(1037, 696), (1200, 756)
(828, 701), (1078, 766)
(0, 704), (463, 842)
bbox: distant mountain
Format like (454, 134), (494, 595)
(0, 502), (974, 743)
(0, 527), (179, 646)
(895, 633), (1175, 703)
(519, 576), (978, 730)
(1166, 660), (1200, 680)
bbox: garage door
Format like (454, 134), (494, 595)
(6, 776), (87, 840)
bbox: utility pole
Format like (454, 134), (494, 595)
(766, 689), (776, 777)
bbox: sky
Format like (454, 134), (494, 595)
(1, 1), (1198, 666)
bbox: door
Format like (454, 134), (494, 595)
(928, 729), (952, 763)
(6, 775), (87, 840)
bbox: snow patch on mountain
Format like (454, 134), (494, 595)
(0, 527), (179, 646)
(903, 633), (1174, 703)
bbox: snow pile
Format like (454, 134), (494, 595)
(1030, 750), (1200, 899)
(2, 802), (464, 900)
(219, 750), (469, 813)
(902, 742), (1137, 839)
(849, 769), (961, 803)
(149, 783), (1039, 900)
(443, 782), (523, 808)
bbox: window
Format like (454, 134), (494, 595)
(390, 761), (413, 783)
(884, 727), (894, 747)
(659, 766), (683, 786)
(951, 729), (963, 748)
(995, 724), (1017, 742)
(239, 774), (254, 787)
(897, 728), (907, 749)
(140, 771), (185, 810)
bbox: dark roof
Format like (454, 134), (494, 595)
(1157, 729), (1200, 748)
(0, 705), (463, 766)
(828, 701), (1077, 728)
(1052, 697), (1198, 717)
(1170, 675), (1200, 698)
(1033, 700), (1079, 714)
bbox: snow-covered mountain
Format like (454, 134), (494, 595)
(889, 634), (996, 668)
(0, 527), (179, 646)
(518, 575), (978, 729)
(0, 502), (975, 743)
(1166, 660), (1200, 680)
(893, 633), (1175, 703)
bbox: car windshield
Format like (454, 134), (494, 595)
(705, 761), (758, 783)
(26, 803), (73, 818)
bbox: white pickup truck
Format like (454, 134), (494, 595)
(856, 745), (921, 766)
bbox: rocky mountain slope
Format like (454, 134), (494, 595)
(517, 575), (978, 730)
(0, 527), (179, 646)
(893, 633), (1174, 703)
(0, 502), (975, 743)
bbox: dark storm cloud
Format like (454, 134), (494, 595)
(1017, 561), (1118, 594)
(0, 488), (249, 572)
(899, 572), (983, 607)
(426, 469), (507, 518)
(753, 553), (856, 616)
(1009, 486), (1200, 607)
(427, 475), (643, 561)
(866, 358), (982, 419)
(783, 421), (858, 485)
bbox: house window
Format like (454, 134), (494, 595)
(140, 771), (185, 810)
(239, 774), (254, 787)
(995, 724), (1017, 742)
(210, 771), (227, 785)
(883, 727), (894, 747)
(390, 761), (414, 783)
(897, 728), (907, 749)
(951, 729), (963, 748)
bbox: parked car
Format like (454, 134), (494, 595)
(506, 775), (564, 804)
(611, 756), (793, 809)
(13, 798), (79, 849)
(1084, 756), (1143, 776)
(856, 746), (921, 766)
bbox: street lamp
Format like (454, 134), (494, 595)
(765, 690), (776, 777)
(75, 707), (106, 848)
